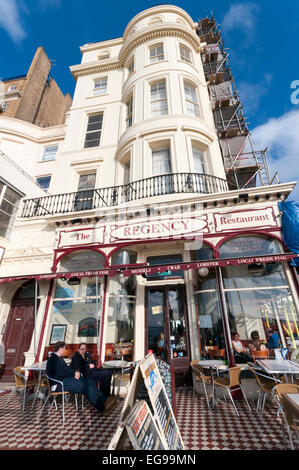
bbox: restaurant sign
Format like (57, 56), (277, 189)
(214, 207), (277, 232)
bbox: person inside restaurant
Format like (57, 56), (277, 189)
(267, 329), (281, 349)
(248, 330), (267, 353)
(231, 332), (251, 363)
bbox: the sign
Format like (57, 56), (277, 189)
(57, 213), (208, 248)
(139, 354), (184, 450)
(125, 400), (166, 450)
(214, 207), (277, 232)
(155, 359), (175, 411)
(108, 354), (184, 450)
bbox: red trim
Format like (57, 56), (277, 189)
(213, 207), (278, 233)
(214, 230), (284, 258)
(35, 280), (54, 362)
(1, 253), (298, 284)
(52, 247), (108, 272)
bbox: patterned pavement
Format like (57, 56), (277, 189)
(0, 385), (290, 451)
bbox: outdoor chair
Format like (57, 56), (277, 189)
(190, 360), (212, 408)
(251, 350), (269, 362)
(38, 375), (82, 424)
(248, 363), (281, 415)
(274, 385), (299, 450)
(213, 366), (251, 416)
(3, 366), (40, 413)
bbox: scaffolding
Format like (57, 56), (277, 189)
(197, 16), (279, 190)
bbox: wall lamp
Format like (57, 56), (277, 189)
(66, 277), (81, 286)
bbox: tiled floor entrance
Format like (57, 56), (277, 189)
(0, 386), (288, 450)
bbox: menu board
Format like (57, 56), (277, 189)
(139, 354), (184, 450)
(155, 359), (173, 408)
(125, 400), (166, 450)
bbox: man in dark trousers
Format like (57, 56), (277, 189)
(46, 341), (107, 413)
(71, 343), (112, 397)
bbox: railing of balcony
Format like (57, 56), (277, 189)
(20, 172), (229, 218)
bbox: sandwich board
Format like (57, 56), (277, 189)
(108, 353), (184, 450)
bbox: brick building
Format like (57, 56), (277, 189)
(0, 47), (72, 128)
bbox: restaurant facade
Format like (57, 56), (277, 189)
(0, 5), (298, 383)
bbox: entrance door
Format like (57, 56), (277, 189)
(2, 299), (37, 379)
(145, 285), (190, 376)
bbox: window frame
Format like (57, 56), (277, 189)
(184, 80), (200, 117)
(84, 112), (103, 148)
(179, 44), (192, 64)
(36, 175), (51, 190)
(93, 76), (108, 96)
(42, 144), (58, 162)
(150, 79), (168, 117)
(149, 43), (165, 63)
(126, 95), (133, 128)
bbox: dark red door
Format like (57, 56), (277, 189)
(2, 299), (36, 378)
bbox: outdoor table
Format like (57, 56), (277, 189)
(103, 360), (133, 396)
(197, 360), (228, 407)
(256, 359), (299, 383)
(21, 361), (47, 406)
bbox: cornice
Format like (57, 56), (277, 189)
(70, 58), (122, 80)
(119, 23), (201, 65)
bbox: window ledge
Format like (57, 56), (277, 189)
(143, 59), (169, 69)
(86, 93), (109, 99)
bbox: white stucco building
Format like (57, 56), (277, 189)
(0, 5), (298, 384)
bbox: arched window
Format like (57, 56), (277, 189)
(14, 280), (39, 299)
(219, 235), (298, 350)
(58, 250), (105, 272)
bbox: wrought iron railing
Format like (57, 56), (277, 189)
(20, 172), (228, 218)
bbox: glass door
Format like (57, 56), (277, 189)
(145, 285), (190, 373)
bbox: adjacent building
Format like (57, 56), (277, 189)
(0, 6), (298, 384)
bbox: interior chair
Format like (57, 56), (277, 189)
(213, 366), (251, 416)
(218, 348), (226, 359)
(4, 366), (40, 413)
(251, 350), (269, 362)
(38, 375), (81, 424)
(248, 363), (281, 415)
(190, 360), (212, 408)
(274, 384), (299, 450)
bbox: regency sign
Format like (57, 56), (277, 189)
(57, 207), (279, 248)
(57, 214), (208, 248)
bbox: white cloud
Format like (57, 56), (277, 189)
(251, 109), (299, 200)
(222, 3), (259, 32)
(0, 0), (26, 43)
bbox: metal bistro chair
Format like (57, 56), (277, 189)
(190, 360), (212, 408)
(4, 366), (40, 413)
(213, 366), (251, 416)
(248, 363), (281, 415)
(38, 375), (82, 424)
(274, 384), (299, 450)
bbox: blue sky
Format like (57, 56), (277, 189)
(1, 0), (299, 200)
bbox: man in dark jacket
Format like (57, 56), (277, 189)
(46, 341), (107, 413)
(71, 343), (112, 397)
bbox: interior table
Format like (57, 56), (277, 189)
(196, 360), (228, 407)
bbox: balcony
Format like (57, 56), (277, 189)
(20, 172), (228, 218)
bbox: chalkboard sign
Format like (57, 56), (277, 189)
(108, 354), (184, 450)
(155, 359), (175, 412)
(139, 354), (184, 450)
(125, 400), (166, 450)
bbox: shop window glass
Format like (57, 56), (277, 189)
(220, 236), (299, 353)
(105, 274), (136, 361)
(15, 280), (39, 299)
(111, 250), (137, 265)
(146, 254), (183, 280)
(194, 268), (226, 358)
(50, 276), (103, 346)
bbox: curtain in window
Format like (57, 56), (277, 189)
(151, 81), (168, 117)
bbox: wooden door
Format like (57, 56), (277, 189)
(2, 299), (36, 378)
